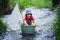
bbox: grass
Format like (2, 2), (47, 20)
(53, 5), (60, 40)
(0, 18), (8, 34)
(31, 0), (52, 8)
(8, 0), (52, 10)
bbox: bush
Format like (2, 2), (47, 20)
(19, 0), (31, 10)
(53, 5), (60, 40)
(0, 0), (52, 15)
(9, 0), (32, 10)
(0, 18), (8, 34)
(31, 0), (52, 8)
(8, 0), (52, 10)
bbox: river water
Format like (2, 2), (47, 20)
(0, 7), (56, 40)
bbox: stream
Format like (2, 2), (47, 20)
(0, 6), (56, 40)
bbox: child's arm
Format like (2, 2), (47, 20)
(31, 20), (36, 26)
(31, 16), (36, 26)
(23, 20), (29, 26)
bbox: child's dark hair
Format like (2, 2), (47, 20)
(25, 14), (32, 17)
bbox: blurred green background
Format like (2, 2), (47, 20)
(0, 0), (53, 15)
(9, 0), (52, 9)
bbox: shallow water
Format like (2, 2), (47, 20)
(1, 7), (56, 40)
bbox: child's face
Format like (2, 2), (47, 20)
(27, 14), (31, 18)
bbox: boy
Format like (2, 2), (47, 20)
(23, 10), (36, 27)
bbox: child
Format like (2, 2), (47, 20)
(23, 10), (36, 27)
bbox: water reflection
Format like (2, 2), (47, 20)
(21, 34), (35, 40)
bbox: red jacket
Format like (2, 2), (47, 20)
(24, 16), (35, 25)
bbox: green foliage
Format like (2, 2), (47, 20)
(53, 5), (60, 40)
(8, 0), (17, 7)
(19, 0), (31, 10)
(9, 0), (32, 10)
(0, 0), (53, 15)
(31, 0), (52, 8)
(0, 18), (8, 34)
(9, 0), (52, 10)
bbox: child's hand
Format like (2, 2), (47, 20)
(24, 24), (29, 27)
(24, 24), (27, 27)
(31, 24), (36, 26)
